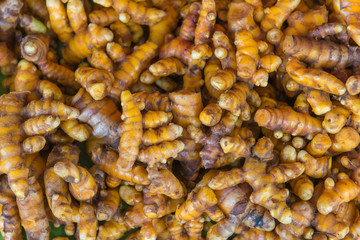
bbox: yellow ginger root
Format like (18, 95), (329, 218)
(77, 202), (97, 240)
(260, 0), (300, 32)
(20, 35), (80, 90)
(138, 140), (185, 167)
(305, 89), (332, 116)
(220, 135), (251, 159)
(0, 92), (29, 198)
(24, 153), (46, 178)
(317, 173), (360, 215)
(179, 2), (200, 42)
(329, 127), (360, 154)
(112, 0), (166, 25)
(297, 150), (331, 178)
(109, 42), (158, 102)
(206, 216), (238, 240)
(305, 133), (332, 157)
(290, 174), (314, 200)
(67, 0), (87, 33)
(60, 119), (92, 142)
(286, 57), (346, 95)
(22, 115), (60, 136)
(234, 30), (259, 81)
(282, 35), (360, 69)
(275, 201), (315, 239)
(17, 177), (49, 240)
(142, 123), (183, 145)
(322, 106), (350, 134)
(0, 42), (17, 68)
(148, 3), (179, 47)
(53, 160), (97, 201)
(175, 186), (217, 223)
(46, 0), (73, 42)
(110, 21), (132, 48)
(44, 144), (79, 223)
(199, 103), (223, 127)
(140, 69), (160, 85)
(166, 214), (188, 240)
(124, 202), (152, 228)
(97, 210), (129, 240)
(96, 188), (121, 221)
(142, 111), (173, 129)
(147, 166), (186, 199)
(169, 90), (203, 127)
(119, 185), (142, 206)
(149, 58), (186, 77)
(133, 91), (170, 112)
(227, 1), (262, 40)
(0, 193), (21, 240)
(118, 90), (142, 171)
(91, 146), (150, 185)
(234, 228), (280, 240)
(284, 6), (328, 36)
(70, 88), (122, 147)
(106, 42), (127, 64)
(191, 0), (216, 60)
(61, 23), (113, 65)
(218, 82), (251, 119)
(24, 99), (79, 121)
(204, 56), (224, 98)
(254, 106), (324, 137)
(313, 212), (349, 239)
(88, 49), (114, 73)
(126, 21), (144, 44)
(89, 7), (118, 26)
(155, 77), (176, 92)
(75, 67), (114, 100)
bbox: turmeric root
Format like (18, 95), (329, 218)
(109, 42), (158, 102)
(313, 212), (349, 239)
(0, 193), (21, 240)
(290, 175), (314, 200)
(142, 123), (183, 146)
(96, 188), (121, 221)
(133, 91), (171, 112)
(87, 49), (114, 73)
(17, 177), (49, 240)
(138, 140), (185, 167)
(91, 146), (150, 185)
(322, 106), (350, 134)
(46, 0), (73, 42)
(97, 210), (129, 240)
(67, 0), (87, 34)
(89, 7), (118, 26)
(77, 202), (97, 240)
(255, 106), (323, 137)
(329, 127), (360, 154)
(149, 58), (186, 77)
(0, 42), (17, 67)
(199, 103), (223, 127)
(112, 0), (166, 25)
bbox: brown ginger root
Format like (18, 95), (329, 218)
(119, 185), (143, 206)
(77, 202), (97, 240)
(46, 0), (73, 42)
(149, 58), (186, 77)
(96, 188), (121, 221)
(305, 89), (332, 116)
(67, 0), (87, 34)
(89, 7), (118, 26)
(0, 193), (22, 240)
(17, 177), (49, 240)
(199, 103), (223, 127)
(290, 174), (314, 201)
(313, 212), (349, 239)
(87, 49), (114, 73)
(142, 123), (183, 146)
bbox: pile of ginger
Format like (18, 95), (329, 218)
(3, 0), (360, 239)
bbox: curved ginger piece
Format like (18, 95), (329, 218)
(67, 0), (87, 33)
(133, 91), (171, 112)
(199, 103), (223, 127)
(20, 35), (79, 90)
(97, 211), (129, 240)
(220, 136), (251, 159)
(138, 140), (185, 167)
(322, 106), (350, 134)
(286, 57), (346, 95)
(75, 67), (114, 100)
(254, 107), (323, 137)
(46, 0), (73, 42)
(91, 146), (150, 185)
(17, 177), (49, 240)
(54, 161), (98, 201)
(88, 49), (114, 73)
(313, 212), (349, 239)
(149, 58), (186, 77)
(117, 90), (142, 171)
(218, 82), (251, 119)
(22, 115), (61, 136)
(317, 173), (360, 215)
(142, 123), (183, 145)
(329, 127), (360, 154)
(109, 42), (158, 103)
(0, 193), (22, 240)
(89, 7), (118, 26)
(290, 175), (314, 201)
(78, 202), (97, 240)
(147, 166), (186, 199)
(60, 119), (92, 142)
(0, 42), (17, 67)
(112, 0), (166, 25)
(176, 186), (217, 223)
(260, 0), (300, 32)
(62, 23), (113, 65)
(96, 188), (121, 221)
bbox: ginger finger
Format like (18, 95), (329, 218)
(204, 205), (225, 222)
(286, 57), (346, 95)
(142, 123), (183, 146)
(255, 107), (323, 137)
(204, 56), (224, 98)
(96, 188), (121, 221)
(313, 212), (349, 239)
(212, 31), (236, 70)
(78, 202), (97, 240)
(346, 75), (360, 95)
(0, 193), (21, 240)
(305, 133), (332, 157)
(133, 91), (171, 112)
(220, 136), (251, 159)
(21, 136), (46, 153)
(199, 103), (223, 127)
(119, 185), (142, 205)
(179, 2), (200, 41)
(109, 42), (158, 102)
(322, 106), (350, 134)
(67, 0), (87, 33)
(106, 175), (122, 189)
(75, 67), (114, 100)
(290, 174), (314, 201)
(60, 120), (92, 142)
(149, 58), (186, 77)
(22, 115), (60, 136)
(54, 160), (98, 201)
(97, 210), (129, 240)
(112, 0), (166, 25)
(297, 150), (331, 178)
(106, 42), (126, 64)
(88, 49), (114, 73)
(305, 89), (332, 116)
(91, 147), (150, 185)
(89, 7), (118, 26)
(138, 140), (185, 167)
(206, 216), (238, 240)
(210, 69), (236, 91)
(147, 166), (186, 199)
(46, 0), (73, 42)
(0, 42), (17, 67)
(25, 0), (49, 23)
(17, 177), (49, 240)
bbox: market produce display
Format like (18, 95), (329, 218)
(2, 0), (360, 239)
